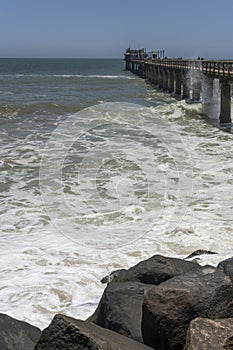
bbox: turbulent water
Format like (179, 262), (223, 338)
(0, 58), (233, 329)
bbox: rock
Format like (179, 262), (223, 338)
(224, 336), (233, 349)
(114, 254), (202, 285)
(0, 313), (41, 350)
(101, 269), (127, 284)
(88, 281), (154, 343)
(142, 287), (196, 350)
(184, 249), (217, 260)
(142, 266), (233, 350)
(34, 314), (154, 350)
(89, 255), (203, 343)
(218, 256), (233, 281)
(184, 317), (233, 350)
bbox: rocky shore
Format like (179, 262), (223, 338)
(1, 252), (233, 349)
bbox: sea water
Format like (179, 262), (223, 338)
(0, 58), (233, 329)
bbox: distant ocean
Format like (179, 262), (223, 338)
(0, 58), (233, 329)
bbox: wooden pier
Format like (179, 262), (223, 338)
(124, 49), (233, 124)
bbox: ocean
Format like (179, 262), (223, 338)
(0, 58), (233, 329)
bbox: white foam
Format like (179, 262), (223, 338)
(1, 99), (233, 330)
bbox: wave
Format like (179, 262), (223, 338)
(0, 73), (136, 80)
(0, 91), (14, 96)
(0, 102), (73, 117)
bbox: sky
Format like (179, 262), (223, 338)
(0, 0), (233, 59)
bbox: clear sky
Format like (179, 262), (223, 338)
(1, 0), (233, 59)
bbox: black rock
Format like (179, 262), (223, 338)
(142, 266), (233, 350)
(34, 314), (154, 350)
(90, 255), (203, 343)
(217, 256), (233, 281)
(114, 254), (202, 285)
(0, 313), (41, 350)
(88, 281), (154, 343)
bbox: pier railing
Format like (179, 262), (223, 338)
(130, 59), (233, 79)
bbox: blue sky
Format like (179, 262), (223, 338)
(1, 0), (233, 59)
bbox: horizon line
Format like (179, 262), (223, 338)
(0, 57), (123, 60)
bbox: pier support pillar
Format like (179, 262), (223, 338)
(163, 70), (169, 91)
(150, 67), (156, 84)
(158, 69), (163, 88)
(203, 77), (214, 102)
(182, 73), (190, 99)
(219, 79), (232, 124)
(182, 81), (190, 99)
(175, 71), (182, 96)
(152, 67), (156, 84)
(154, 67), (159, 85)
(168, 70), (175, 93)
(138, 63), (144, 78)
(191, 81), (201, 101)
(132, 62), (135, 72)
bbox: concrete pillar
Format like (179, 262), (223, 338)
(168, 70), (174, 93)
(151, 67), (155, 84)
(155, 67), (160, 85)
(145, 65), (149, 79)
(219, 79), (232, 124)
(148, 66), (151, 79)
(175, 71), (182, 96)
(138, 63), (143, 77)
(182, 73), (190, 99)
(150, 67), (154, 83)
(203, 77), (214, 103)
(163, 70), (169, 91)
(152, 67), (156, 84)
(191, 81), (201, 101)
(182, 78), (190, 99)
(140, 63), (145, 78)
(158, 68), (163, 88)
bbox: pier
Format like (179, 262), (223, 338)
(124, 49), (233, 124)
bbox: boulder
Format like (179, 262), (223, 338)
(142, 266), (233, 350)
(0, 313), (41, 350)
(142, 287), (196, 350)
(34, 314), (154, 350)
(218, 256), (233, 281)
(88, 281), (154, 343)
(90, 255), (202, 343)
(114, 254), (202, 285)
(184, 317), (233, 350)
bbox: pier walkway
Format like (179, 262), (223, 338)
(124, 49), (233, 124)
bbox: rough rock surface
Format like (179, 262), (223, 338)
(90, 255), (202, 343)
(0, 313), (41, 350)
(101, 269), (127, 284)
(114, 254), (202, 284)
(218, 256), (233, 281)
(88, 281), (154, 342)
(184, 317), (233, 350)
(142, 266), (233, 350)
(34, 314), (154, 350)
